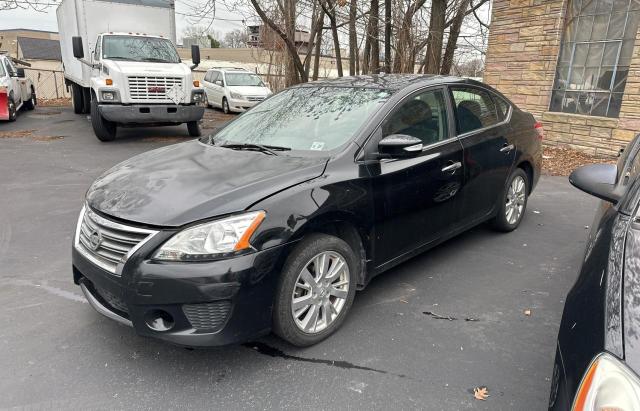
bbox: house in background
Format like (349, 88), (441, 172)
(484, 0), (640, 156)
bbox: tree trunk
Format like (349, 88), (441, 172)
(349, 0), (357, 75)
(370, 0), (380, 73)
(384, 0), (391, 73)
(313, 26), (323, 80)
(440, 0), (471, 75)
(329, 8), (344, 77)
(423, 0), (445, 74)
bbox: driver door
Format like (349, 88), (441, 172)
(365, 87), (466, 267)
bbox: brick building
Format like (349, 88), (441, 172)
(484, 0), (640, 156)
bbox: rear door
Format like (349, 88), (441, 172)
(366, 87), (466, 266)
(449, 85), (516, 224)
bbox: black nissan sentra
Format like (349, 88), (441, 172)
(73, 75), (542, 347)
(549, 134), (640, 411)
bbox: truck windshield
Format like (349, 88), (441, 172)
(226, 73), (264, 87)
(207, 86), (391, 152)
(102, 36), (180, 63)
(0, 62), (4, 77)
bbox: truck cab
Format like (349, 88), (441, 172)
(72, 33), (204, 141)
(0, 54), (36, 121)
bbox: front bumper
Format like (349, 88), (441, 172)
(98, 104), (205, 124)
(73, 235), (286, 347)
(228, 98), (260, 113)
(0, 88), (9, 120)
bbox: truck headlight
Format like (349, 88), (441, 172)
(572, 352), (640, 410)
(153, 211), (265, 261)
(101, 91), (117, 101)
(191, 90), (204, 103)
(230, 91), (244, 100)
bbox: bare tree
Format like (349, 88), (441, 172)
(223, 29), (250, 47)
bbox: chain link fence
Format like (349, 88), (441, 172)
(24, 69), (70, 101)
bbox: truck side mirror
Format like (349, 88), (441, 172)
(16, 68), (25, 78)
(191, 45), (201, 66)
(72, 36), (84, 59)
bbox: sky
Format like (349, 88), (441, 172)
(0, 1), (248, 41)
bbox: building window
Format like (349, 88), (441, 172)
(550, 0), (640, 117)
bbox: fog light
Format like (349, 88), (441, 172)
(144, 309), (174, 332)
(102, 91), (115, 101)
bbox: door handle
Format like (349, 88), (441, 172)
(441, 161), (462, 173)
(500, 144), (515, 153)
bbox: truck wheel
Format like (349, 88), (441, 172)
(187, 121), (201, 137)
(71, 84), (83, 114)
(90, 96), (116, 141)
(81, 87), (91, 114)
(7, 93), (16, 121)
(24, 87), (36, 110)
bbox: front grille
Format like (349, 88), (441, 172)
(183, 301), (231, 332)
(75, 207), (157, 275)
(246, 96), (265, 102)
(127, 76), (183, 101)
(95, 285), (129, 314)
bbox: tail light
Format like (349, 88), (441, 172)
(534, 121), (544, 140)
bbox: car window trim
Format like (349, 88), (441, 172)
(446, 84), (512, 139)
(358, 85), (457, 161)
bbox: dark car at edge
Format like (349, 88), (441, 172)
(72, 75), (543, 347)
(549, 134), (640, 410)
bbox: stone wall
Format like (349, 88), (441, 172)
(484, 0), (640, 157)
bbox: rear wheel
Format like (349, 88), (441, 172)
(491, 168), (529, 232)
(71, 83), (83, 114)
(187, 121), (201, 137)
(24, 87), (36, 110)
(222, 97), (230, 114)
(90, 96), (117, 141)
(273, 233), (357, 347)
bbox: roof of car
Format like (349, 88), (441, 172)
(298, 74), (481, 93)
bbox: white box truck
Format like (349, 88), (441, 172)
(56, 0), (205, 141)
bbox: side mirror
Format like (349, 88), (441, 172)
(215, 79), (224, 87)
(378, 134), (423, 158)
(16, 68), (25, 78)
(72, 36), (84, 59)
(191, 45), (201, 67)
(569, 164), (621, 204)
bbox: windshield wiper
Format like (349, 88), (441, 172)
(142, 57), (172, 63)
(220, 143), (291, 156)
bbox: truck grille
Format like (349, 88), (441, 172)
(127, 76), (183, 101)
(183, 301), (231, 332)
(75, 206), (157, 275)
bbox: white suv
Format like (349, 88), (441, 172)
(202, 68), (272, 114)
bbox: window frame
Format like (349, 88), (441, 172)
(448, 85), (510, 137)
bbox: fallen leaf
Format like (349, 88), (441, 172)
(399, 299), (408, 304)
(524, 309), (532, 316)
(474, 386), (490, 400)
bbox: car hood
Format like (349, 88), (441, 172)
(104, 60), (190, 76)
(228, 85), (271, 96)
(86, 141), (328, 227)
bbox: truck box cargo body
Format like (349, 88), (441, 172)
(56, 0), (204, 141)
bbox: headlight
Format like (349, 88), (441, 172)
(230, 91), (244, 100)
(153, 211), (265, 261)
(191, 91), (204, 103)
(572, 352), (640, 410)
(101, 91), (115, 101)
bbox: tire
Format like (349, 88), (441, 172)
(273, 233), (358, 347)
(187, 121), (201, 137)
(491, 168), (529, 232)
(204, 93), (211, 108)
(90, 96), (117, 141)
(71, 83), (83, 114)
(81, 87), (91, 114)
(222, 97), (230, 114)
(7, 93), (16, 122)
(24, 87), (36, 110)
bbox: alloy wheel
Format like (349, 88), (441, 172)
(291, 251), (350, 334)
(505, 175), (526, 225)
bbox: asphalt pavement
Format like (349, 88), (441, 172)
(0, 105), (598, 410)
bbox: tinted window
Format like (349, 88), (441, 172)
(451, 87), (499, 134)
(382, 89), (449, 145)
(211, 87), (391, 152)
(495, 95), (511, 119)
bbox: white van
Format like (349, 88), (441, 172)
(202, 68), (271, 114)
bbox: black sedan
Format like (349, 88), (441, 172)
(550, 135), (640, 410)
(72, 75), (542, 347)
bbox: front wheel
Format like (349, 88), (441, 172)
(222, 97), (230, 114)
(7, 94), (16, 121)
(491, 168), (529, 232)
(90, 97), (117, 141)
(273, 234), (357, 347)
(187, 121), (201, 137)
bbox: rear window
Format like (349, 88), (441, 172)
(450, 87), (499, 134)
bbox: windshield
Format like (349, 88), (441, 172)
(226, 73), (265, 87)
(0, 61), (5, 77)
(102, 35), (180, 63)
(210, 86), (391, 152)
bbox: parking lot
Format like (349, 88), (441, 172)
(0, 105), (598, 410)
